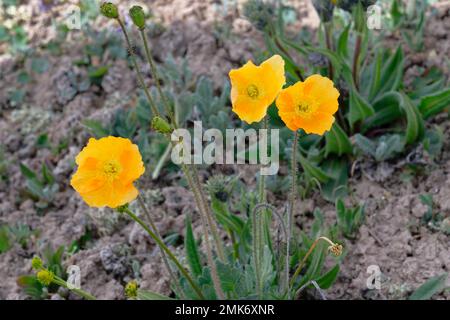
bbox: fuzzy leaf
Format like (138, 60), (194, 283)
(418, 88), (450, 119)
(298, 154), (331, 184)
(316, 264), (340, 289)
(185, 215), (202, 277)
(400, 92), (425, 144)
(409, 273), (448, 300)
(348, 89), (375, 130)
(325, 122), (352, 157)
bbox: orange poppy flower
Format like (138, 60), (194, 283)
(71, 136), (145, 208)
(276, 74), (339, 135)
(229, 55), (285, 124)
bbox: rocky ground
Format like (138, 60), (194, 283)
(0, 0), (449, 299)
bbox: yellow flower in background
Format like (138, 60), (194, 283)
(276, 74), (339, 135)
(229, 55), (285, 124)
(71, 136), (145, 208)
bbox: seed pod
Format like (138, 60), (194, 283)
(100, 2), (119, 19)
(129, 6), (146, 30)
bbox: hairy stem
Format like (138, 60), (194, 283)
(52, 275), (96, 300)
(181, 164), (225, 300)
(286, 130), (299, 296)
(122, 206), (204, 299)
(289, 236), (338, 289)
(139, 29), (176, 124)
(117, 18), (160, 118)
(189, 165), (226, 262)
(139, 29), (225, 263)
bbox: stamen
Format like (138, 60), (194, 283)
(247, 84), (259, 99)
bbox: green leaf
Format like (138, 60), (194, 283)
(400, 92), (425, 144)
(348, 89), (375, 130)
(0, 226), (11, 253)
(20, 163), (36, 180)
(305, 46), (342, 80)
(337, 24), (350, 59)
(316, 264), (340, 289)
(88, 66), (108, 78)
(42, 163), (55, 185)
(367, 49), (383, 101)
(362, 91), (403, 132)
(321, 158), (349, 202)
(185, 215), (202, 277)
(298, 154), (331, 184)
(375, 47), (404, 100)
(409, 273), (448, 300)
(324, 122), (352, 157)
(137, 289), (174, 300)
(82, 119), (110, 138)
(211, 198), (244, 235)
(423, 126), (444, 157)
(418, 88), (450, 119)
(31, 58), (50, 74)
(390, 0), (403, 28)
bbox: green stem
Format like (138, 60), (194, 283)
(289, 236), (336, 289)
(252, 199), (261, 298)
(122, 206), (205, 299)
(180, 163), (225, 300)
(139, 29), (176, 124)
(286, 130), (299, 296)
(117, 18), (160, 118)
(52, 276), (96, 300)
(189, 165), (226, 262)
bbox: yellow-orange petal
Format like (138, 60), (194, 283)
(275, 74), (339, 135)
(78, 180), (139, 208)
(71, 136), (145, 208)
(229, 55), (286, 124)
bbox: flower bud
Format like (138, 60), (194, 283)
(151, 116), (173, 134)
(129, 6), (146, 30)
(37, 270), (55, 286)
(328, 243), (343, 257)
(100, 2), (119, 19)
(31, 256), (43, 270)
(125, 280), (138, 299)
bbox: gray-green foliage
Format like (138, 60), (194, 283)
(409, 273), (448, 300)
(354, 133), (404, 162)
(335, 199), (365, 239)
(244, 0), (450, 202)
(19, 163), (59, 211)
(147, 177), (341, 300)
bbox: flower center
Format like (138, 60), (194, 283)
(246, 84), (259, 99)
(103, 160), (121, 179)
(296, 101), (317, 118)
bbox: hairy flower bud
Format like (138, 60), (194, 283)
(129, 6), (146, 30)
(100, 2), (119, 19)
(151, 116), (173, 134)
(125, 280), (138, 299)
(31, 256), (43, 270)
(37, 270), (55, 286)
